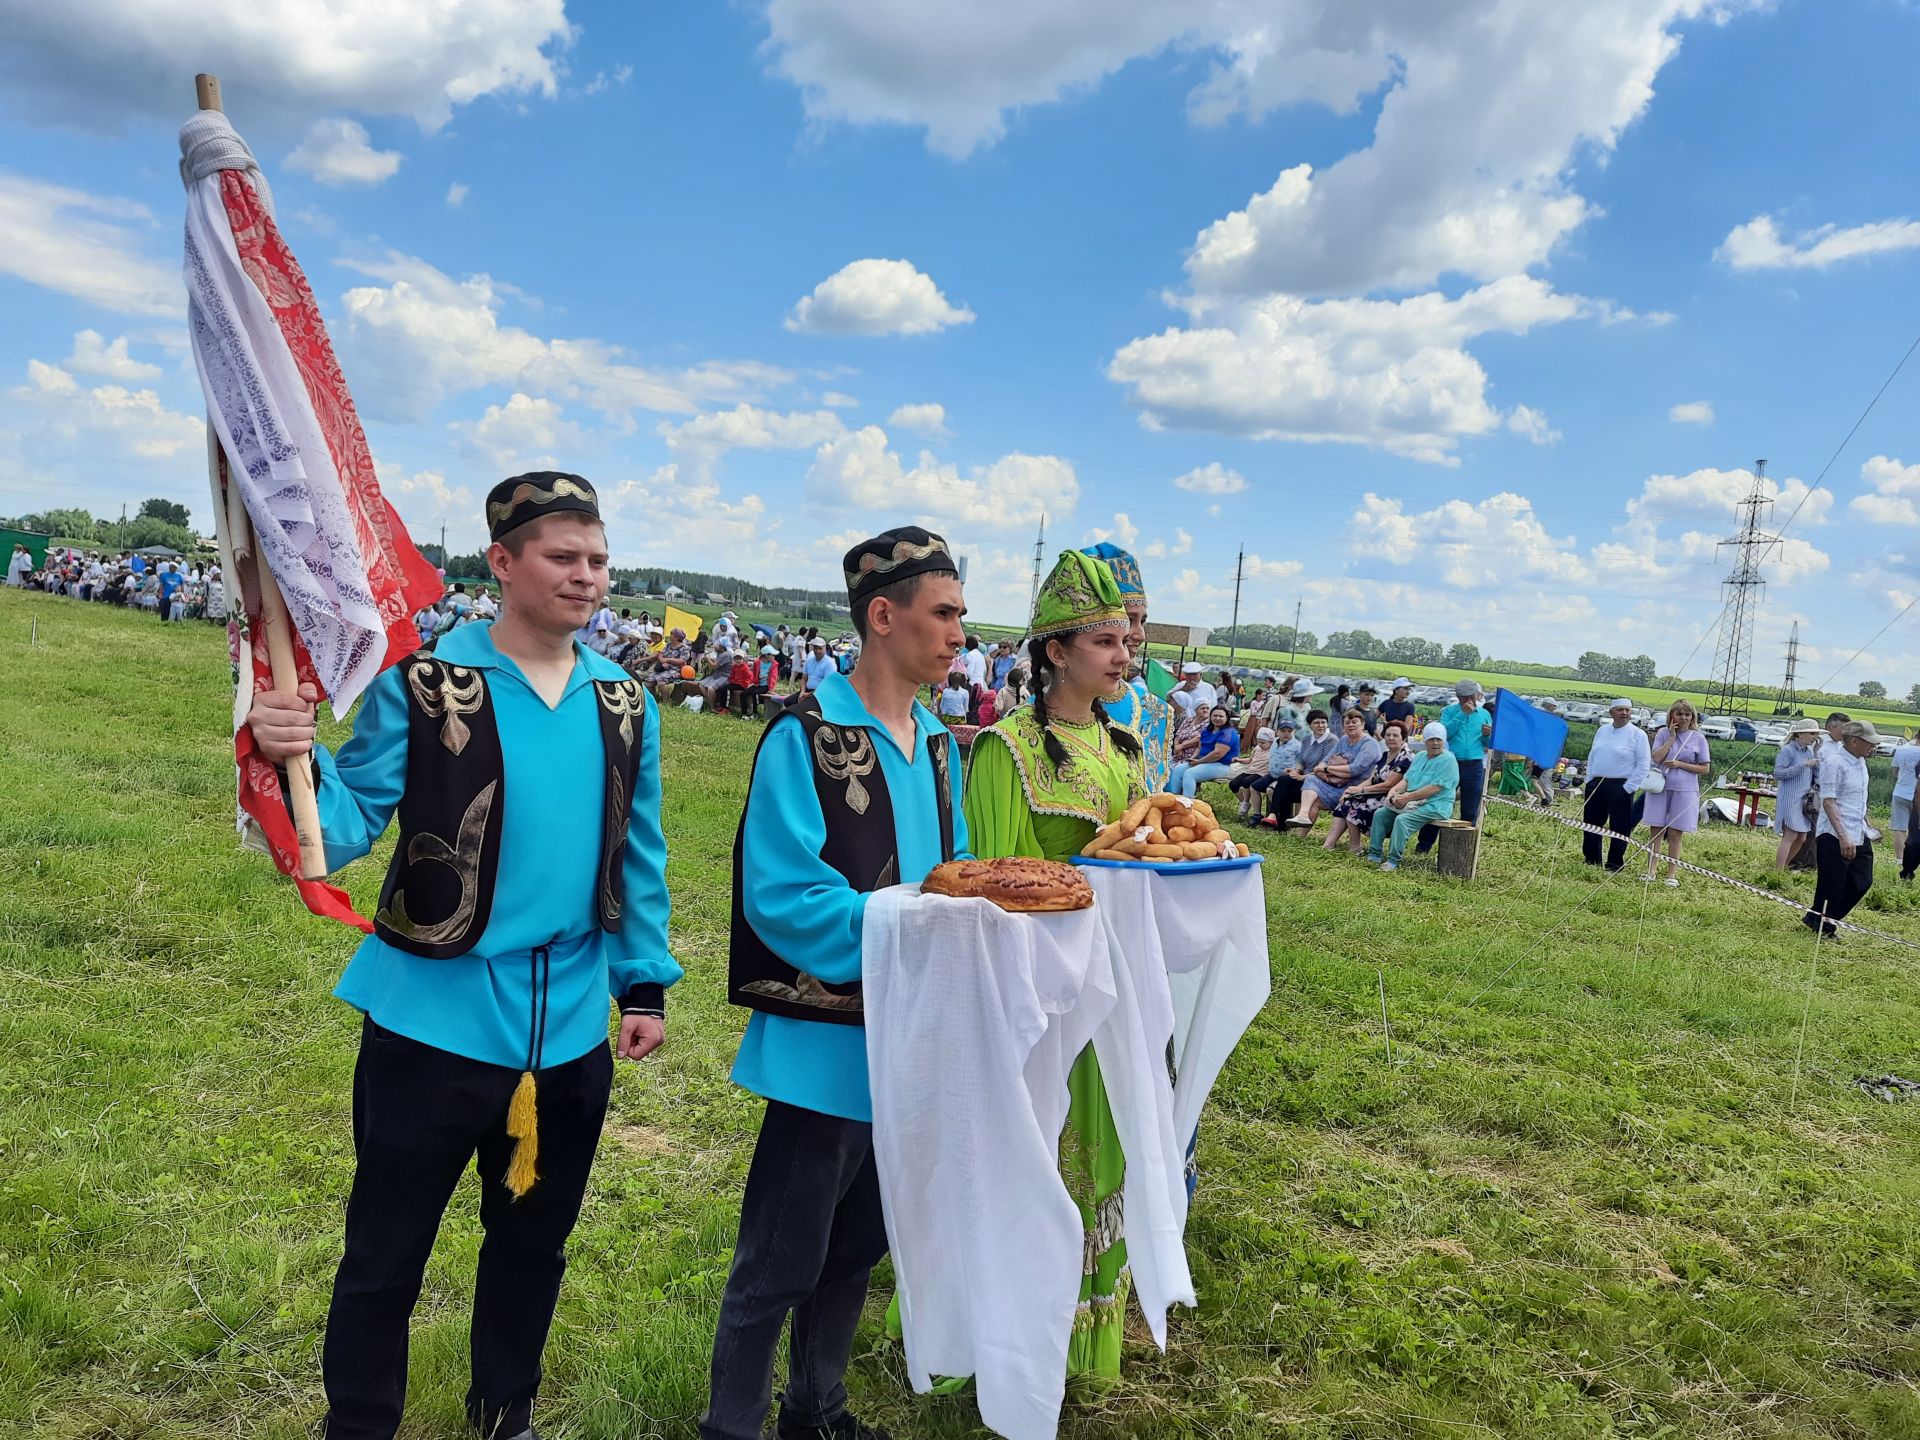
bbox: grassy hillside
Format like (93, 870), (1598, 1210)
(6, 587), (1920, 1439)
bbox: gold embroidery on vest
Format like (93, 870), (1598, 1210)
(600, 761), (629, 923)
(930, 731), (950, 808)
(739, 973), (865, 1014)
(405, 660), (484, 755)
(814, 724), (876, 816)
(375, 780), (497, 944)
(596, 678), (646, 751)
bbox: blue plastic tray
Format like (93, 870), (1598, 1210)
(1072, 853), (1265, 876)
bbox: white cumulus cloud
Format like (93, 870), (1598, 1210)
(787, 259), (975, 336)
(0, 173), (178, 316)
(1083, 513), (1140, 548)
(448, 392), (576, 472)
(1172, 462), (1247, 494)
(0, 0), (571, 133)
(286, 118), (403, 187)
(1505, 405), (1561, 446)
(1669, 400), (1714, 425)
(11, 358), (203, 460)
(1140, 528), (1193, 559)
(1848, 455), (1920, 527)
(63, 329), (162, 381)
(659, 403), (846, 460)
(888, 401), (952, 437)
(336, 252), (792, 423)
(1109, 277), (1586, 465)
(1347, 490), (1589, 588)
(806, 426), (1073, 528)
(375, 456), (478, 546)
(446, 182), (469, 207)
(1717, 214), (1920, 271)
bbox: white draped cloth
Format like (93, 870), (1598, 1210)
(1081, 864), (1271, 1161)
(862, 887), (1194, 1440)
(181, 111), (386, 715)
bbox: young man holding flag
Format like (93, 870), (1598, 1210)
(248, 473), (678, 1440)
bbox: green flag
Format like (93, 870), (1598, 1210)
(1145, 658), (1178, 699)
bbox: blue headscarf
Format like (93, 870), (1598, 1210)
(1080, 542), (1146, 608)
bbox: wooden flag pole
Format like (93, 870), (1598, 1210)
(198, 72), (328, 880)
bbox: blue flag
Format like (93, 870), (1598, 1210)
(1489, 687), (1568, 769)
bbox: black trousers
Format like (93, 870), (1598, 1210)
(701, 1100), (889, 1440)
(1806, 834), (1874, 935)
(322, 1018), (613, 1440)
(1263, 774), (1305, 822)
(1901, 826), (1920, 880)
(1581, 776), (1641, 871)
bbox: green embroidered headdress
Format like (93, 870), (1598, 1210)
(1029, 548), (1127, 640)
(1080, 542), (1146, 609)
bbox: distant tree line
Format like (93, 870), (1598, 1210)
(3, 499), (199, 555)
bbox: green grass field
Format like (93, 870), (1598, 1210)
(7, 587), (1920, 1439)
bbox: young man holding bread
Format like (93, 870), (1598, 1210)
(702, 527), (970, 1440)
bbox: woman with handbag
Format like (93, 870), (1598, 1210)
(1642, 700), (1713, 886)
(1773, 717), (1820, 869)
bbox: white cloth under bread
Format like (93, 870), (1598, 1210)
(862, 885), (1192, 1440)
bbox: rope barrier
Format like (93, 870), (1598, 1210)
(1481, 794), (1920, 952)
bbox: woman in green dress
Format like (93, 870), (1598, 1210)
(966, 548), (1144, 1383)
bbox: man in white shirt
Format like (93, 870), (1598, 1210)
(960, 635), (987, 687)
(1891, 729), (1920, 862)
(1582, 698), (1651, 872)
(802, 637), (836, 692)
(472, 589), (498, 619)
(578, 597), (615, 646)
(1808, 720), (1878, 935)
(1168, 662), (1217, 718)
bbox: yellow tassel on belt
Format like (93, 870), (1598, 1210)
(504, 1069), (540, 1198)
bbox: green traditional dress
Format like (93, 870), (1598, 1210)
(984, 549), (1142, 1384)
(967, 703), (1143, 1380)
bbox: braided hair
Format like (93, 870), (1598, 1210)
(1028, 635), (1143, 775)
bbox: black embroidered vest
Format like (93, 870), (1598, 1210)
(373, 654), (650, 959)
(728, 696), (955, 1025)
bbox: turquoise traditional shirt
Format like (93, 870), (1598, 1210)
(1404, 749), (1461, 815)
(733, 671), (970, 1123)
(310, 621), (680, 1070)
(1104, 680), (1172, 792)
(1440, 701), (1492, 762)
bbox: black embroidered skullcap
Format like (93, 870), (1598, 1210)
(842, 525), (956, 604)
(485, 471), (602, 541)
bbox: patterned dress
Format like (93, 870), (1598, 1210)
(1101, 682), (1172, 793)
(966, 704), (1143, 1382)
(1332, 749), (1413, 826)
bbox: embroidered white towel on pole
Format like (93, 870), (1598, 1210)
(182, 130), (386, 715)
(862, 886), (1193, 1440)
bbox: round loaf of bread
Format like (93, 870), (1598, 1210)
(922, 857), (1094, 912)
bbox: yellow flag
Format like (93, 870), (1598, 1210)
(663, 604), (703, 638)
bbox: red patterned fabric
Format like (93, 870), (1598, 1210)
(219, 172), (442, 655)
(214, 172), (439, 931)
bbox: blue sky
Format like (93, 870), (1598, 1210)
(2, 0), (1918, 681)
